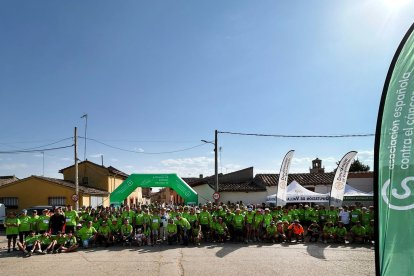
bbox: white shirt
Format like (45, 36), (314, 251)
(339, 210), (350, 224)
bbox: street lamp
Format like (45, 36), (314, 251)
(201, 130), (219, 203)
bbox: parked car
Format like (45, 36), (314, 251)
(0, 203), (6, 226)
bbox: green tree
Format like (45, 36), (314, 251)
(348, 159), (370, 172)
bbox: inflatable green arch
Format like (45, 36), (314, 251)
(110, 174), (198, 205)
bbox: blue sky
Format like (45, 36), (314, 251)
(1, 0), (414, 179)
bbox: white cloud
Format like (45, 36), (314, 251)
(89, 153), (103, 158)
(110, 158), (119, 162)
(133, 148), (145, 153)
(60, 157), (71, 161)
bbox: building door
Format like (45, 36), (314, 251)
(90, 196), (104, 208)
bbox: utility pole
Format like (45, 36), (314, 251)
(81, 113), (88, 161)
(215, 129), (219, 203)
(42, 151), (44, 176)
(74, 127), (79, 211)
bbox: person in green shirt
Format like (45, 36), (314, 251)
(253, 209), (264, 242)
(121, 219), (133, 245)
(39, 232), (55, 254)
(265, 221), (277, 243)
(97, 221), (112, 247)
(360, 207), (371, 227)
(38, 209), (50, 234)
(350, 221), (366, 244)
(215, 217), (228, 243)
(64, 205), (78, 234)
(166, 218), (178, 245)
(176, 214), (191, 245)
(245, 208), (255, 243)
(78, 221), (97, 248)
(4, 211), (20, 253)
(232, 208), (245, 242)
(334, 222), (348, 243)
(150, 210), (161, 246)
(30, 210), (40, 233)
(365, 219), (375, 244)
(322, 221), (336, 243)
(198, 205), (211, 242)
(18, 209), (31, 243)
(16, 230), (40, 256)
(60, 232), (79, 253)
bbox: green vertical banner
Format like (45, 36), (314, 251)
(375, 23), (414, 276)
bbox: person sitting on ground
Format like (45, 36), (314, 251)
(335, 222), (348, 243)
(275, 221), (286, 242)
(350, 221), (366, 244)
(306, 221), (321, 242)
(167, 218), (178, 245)
(135, 228), (147, 246)
(38, 232), (54, 254)
(265, 221), (277, 243)
(52, 231), (67, 253)
(121, 219), (134, 246)
(287, 220), (304, 242)
(322, 221), (336, 244)
(16, 230), (40, 257)
(59, 232), (79, 253)
(78, 221), (97, 248)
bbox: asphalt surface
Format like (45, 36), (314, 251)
(0, 234), (375, 276)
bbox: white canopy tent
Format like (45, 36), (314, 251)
(344, 184), (373, 201)
(266, 180), (330, 204)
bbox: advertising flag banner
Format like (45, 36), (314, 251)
(375, 23), (414, 276)
(330, 151), (357, 207)
(276, 150), (294, 206)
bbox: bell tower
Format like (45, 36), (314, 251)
(310, 158), (325, 173)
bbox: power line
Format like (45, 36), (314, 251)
(0, 145), (74, 154)
(0, 137), (73, 151)
(79, 137), (207, 155)
(218, 131), (375, 138)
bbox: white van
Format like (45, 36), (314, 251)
(0, 203), (5, 225)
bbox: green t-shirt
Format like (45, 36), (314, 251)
(176, 217), (191, 229)
(121, 210), (135, 224)
(335, 227), (347, 237)
(121, 224), (133, 235)
(361, 212), (371, 226)
(4, 217), (20, 235)
(30, 215), (39, 231)
(167, 223), (177, 234)
(233, 214), (245, 229)
(245, 212), (255, 224)
(351, 225), (366, 236)
(199, 211), (211, 225)
(323, 226), (336, 235)
(99, 225), (111, 236)
(151, 215), (161, 230)
(263, 214), (273, 227)
(38, 215), (50, 231)
(266, 225), (276, 235)
(78, 226), (97, 240)
(64, 210), (79, 227)
(135, 213), (144, 225)
(254, 213), (263, 226)
(19, 215), (31, 232)
(25, 235), (39, 246)
(55, 235), (67, 245)
(186, 214), (198, 225)
(350, 210), (361, 223)
(215, 222), (227, 234)
(39, 235), (52, 245)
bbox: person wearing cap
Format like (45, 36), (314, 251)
(175, 213), (191, 246)
(18, 209), (31, 244)
(275, 221), (287, 242)
(350, 221), (366, 244)
(64, 205), (78, 234)
(360, 207), (371, 227)
(97, 221), (112, 247)
(150, 210), (161, 246)
(306, 221), (321, 242)
(287, 220), (304, 243)
(29, 210), (40, 234)
(265, 221), (277, 243)
(322, 221), (336, 244)
(109, 218), (121, 244)
(232, 208), (245, 243)
(244, 207), (255, 243)
(253, 209), (264, 242)
(262, 208), (273, 238)
(326, 206), (338, 224)
(349, 205), (362, 226)
(38, 209), (50, 234)
(4, 211), (20, 253)
(159, 207), (169, 242)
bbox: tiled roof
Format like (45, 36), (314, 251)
(0, 175), (109, 196)
(59, 160), (129, 179)
(254, 171), (373, 187)
(185, 167), (266, 192)
(0, 175), (19, 187)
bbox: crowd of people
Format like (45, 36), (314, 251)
(3, 202), (375, 257)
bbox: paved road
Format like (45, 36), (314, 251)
(0, 235), (375, 276)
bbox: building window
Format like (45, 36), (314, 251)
(48, 197), (66, 206)
(0, 197), (18, 209)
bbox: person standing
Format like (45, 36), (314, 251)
(49, 208), (66, 235)
(18, 209), (31, 243)
(4, 211), (20, 252)
(64, 205), (78, 234)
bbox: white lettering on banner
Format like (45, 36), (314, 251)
(382, 177), (414, 210)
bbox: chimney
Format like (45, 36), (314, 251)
(199, 174), (203, 179)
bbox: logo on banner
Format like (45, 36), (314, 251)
(279, 182), (287, 189)
(382, 177), (414, 211)
(334, 181), (344, 191)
